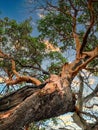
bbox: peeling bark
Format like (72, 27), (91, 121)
(0, 44), (98, 130)
(0, 84), (75, 130)
(0, 2), (98, 127)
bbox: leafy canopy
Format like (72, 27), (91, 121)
(38, 0), (98, 52)
(0, 16), (66, 84)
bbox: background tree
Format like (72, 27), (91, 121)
(0, 0), (98, 130)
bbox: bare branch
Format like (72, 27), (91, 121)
(76, 73), (84, 111)
(85, 103), (98, 109)
(80, 111), (98, 121)
(83, 84), (98, 102)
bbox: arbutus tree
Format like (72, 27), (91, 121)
(0, 0), (98, 130)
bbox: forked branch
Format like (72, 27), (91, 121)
(72, 46), (98, 76)
(0, 49), (41, 86)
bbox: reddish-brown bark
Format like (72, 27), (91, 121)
(0, 44), (98, 130)
(0, 1), (98, 129)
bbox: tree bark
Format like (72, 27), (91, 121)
(0, 84), (75, 130)
(0, 45), (97, 130)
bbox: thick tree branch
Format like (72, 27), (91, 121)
(0, 44), (98, 129)
(5, 76), (41, 86)
(0, 84), (75, 130)
(72, 9), (81, 59)
(80, 0), (95, 53)
(0, 1), (98, 130)
(0, 83), (47, 112)
(72, 46), (98, 76)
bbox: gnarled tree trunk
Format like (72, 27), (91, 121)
(0, 1), (98, 128)
(0, 44), (98, 130)
(0, 82), (75, 130)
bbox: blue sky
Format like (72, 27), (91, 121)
(0, 0), (30, 22)
(0, 0), (40, 36)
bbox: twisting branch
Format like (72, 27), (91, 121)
(80, 0), (95, 53)
(5, 75), (41, 86)
(67, 45), (98, 78)
(0, 49), (42, 86)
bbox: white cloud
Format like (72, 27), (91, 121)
(0, 77), (4, 83)
(89, 78), (95, 85)
(31, 21), (36, 26)
(28, 0), (33, 4)
(37, 13), (45, 18)
(44, 40), (60, 52)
